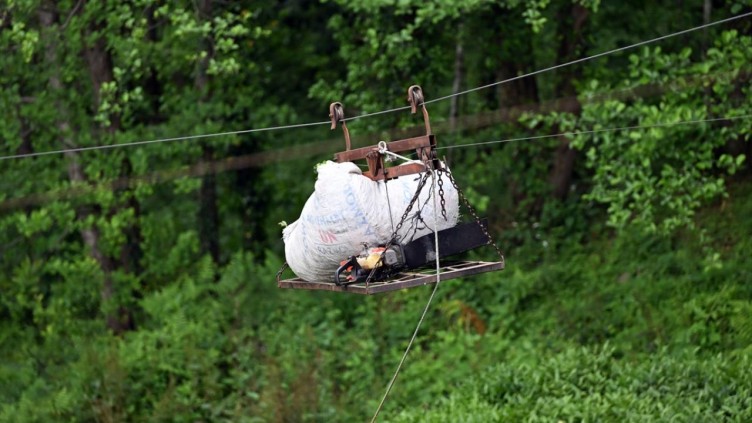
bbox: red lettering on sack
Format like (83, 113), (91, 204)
(319, 230), (337, 243)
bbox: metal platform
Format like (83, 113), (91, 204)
(277, 260), (504, 295)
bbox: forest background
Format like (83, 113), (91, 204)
(1, 0), (751, 421)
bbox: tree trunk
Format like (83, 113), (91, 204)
(82, 14), (144, 277)
(449, 23), (464, 133)
(118, 158), (144, 275)
(495, 8), (539, 108)
(496, 60), (540, 108)
(15, 103), (33, 155)
(39, 3), (132, 334)
(199, 145), (221, 264)
(548, 3), (589, 201)
(83, 30), (119, 131)
(196, 0), (221, 265)
(702, 0), (711, 54)
(493, 8), (541, 209)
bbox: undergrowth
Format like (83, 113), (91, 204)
(2, 185), (750, 422)
(387, 181), (752, 421)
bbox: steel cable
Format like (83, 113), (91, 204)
(1, 11), (749, 162)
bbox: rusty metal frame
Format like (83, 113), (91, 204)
(328, 85), (441, 182)
(277, 260), (504, 295)
(333, 134), (441, 181)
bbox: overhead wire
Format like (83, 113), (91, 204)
(438, 115), (752, 151)
(1, 11), (750, 162)
(1, 113), (746, 212)
(0, 120), (330, 162)
(2, 8), (751, 421)
(351, 11), (752, 118)
(426, 11), (752, 105)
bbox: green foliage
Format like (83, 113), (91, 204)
(391, 345), (752, 422)
(390, 184), (752, 422)
(567, 31), (752, 234)
(2, 1), (751, 422)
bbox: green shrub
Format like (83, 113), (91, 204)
(391, 345), (752, 422)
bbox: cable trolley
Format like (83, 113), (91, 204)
(276, 85), (504, 294)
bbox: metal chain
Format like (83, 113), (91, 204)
(365, 172), (431, 283)
(275, 261), (289, 283)
(437, 175), (447, 221)
(388, 172), (431, 246)
(443, 170), (505, 265)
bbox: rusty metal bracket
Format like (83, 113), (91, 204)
(334, 135), (432, 180)
(407, 85), (431, 135)
(327, 86), (441, 181)
(329, 102), (351, 151)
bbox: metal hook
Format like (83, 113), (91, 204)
(407, 85), (431, 135)
(329, 102), (351, 151)
(407, 85), (424, 113)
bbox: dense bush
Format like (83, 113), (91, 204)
(391, 346), (752, 422)
(1, 1), (751, 422)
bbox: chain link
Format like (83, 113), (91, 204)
(443, 170), (505, 265)
(276, 261), (289, 283)
(365, 172), (431, 283)
(437, 175), (447, 221)
(390, 172), (431, 244)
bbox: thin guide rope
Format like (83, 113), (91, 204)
(371, 170), (443, 423)
(438, 115), (752, 150)
(383, 180), (396, 253)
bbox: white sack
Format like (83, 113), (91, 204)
(283, 160), (459, 282)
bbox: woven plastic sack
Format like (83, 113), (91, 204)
(282, 160), (458, 282)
